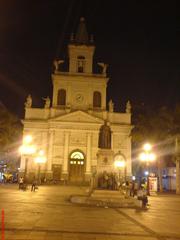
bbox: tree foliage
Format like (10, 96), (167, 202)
(0, 104), (22, 152)
(131, 103), (180, 184)
(132, 105), (174, 147)
(173, 103), (180, 136)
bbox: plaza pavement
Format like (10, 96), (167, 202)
(0, 184), (180, 240)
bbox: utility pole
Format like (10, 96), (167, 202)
(175, 136), (180, 194)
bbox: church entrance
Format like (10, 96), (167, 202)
(69, 151), (85, 183)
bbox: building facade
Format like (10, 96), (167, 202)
(20, 18), (132, 184)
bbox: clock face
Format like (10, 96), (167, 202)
(75, 93), (84, 103)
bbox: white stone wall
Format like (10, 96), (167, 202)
(52, 74), (108, 110)
(21, 109), (132, 179)
(68, 44), (95, 73)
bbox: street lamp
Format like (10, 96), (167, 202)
(139, 143), (156, 195)
(19, 135), (36, 181)
(114, 154), (126, 186)
(34, 150), (47, 184)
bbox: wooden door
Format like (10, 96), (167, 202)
(52, 164), (61, 181)
(69, 159), (84, 183)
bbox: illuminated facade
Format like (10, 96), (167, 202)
(20, 18), (132, 183)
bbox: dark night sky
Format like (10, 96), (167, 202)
(0, 0), (179, 118)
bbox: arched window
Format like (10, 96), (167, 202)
(93, 91), (101, 108)
(70, 151), (84, 165)
(77, 56), (85, 73)
(57, 89), (66, 105)
(70, 151), (84, 160)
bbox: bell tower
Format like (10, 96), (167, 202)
(52, 17), (108, 111)
(68, 17), (95, 74)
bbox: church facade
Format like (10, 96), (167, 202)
(20, 18), (132, 184)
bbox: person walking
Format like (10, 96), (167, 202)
(125, 181), (130, 197)
(134, 181), (139, 196)
(31, 179), (37, 192)
(137, 185), (148, 209)
(19, 177), (24, 190)
(129, 181), (134, 197)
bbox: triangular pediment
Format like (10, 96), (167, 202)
(51, 110), (104, 124)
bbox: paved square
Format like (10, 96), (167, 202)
(0, 184), (180, 240)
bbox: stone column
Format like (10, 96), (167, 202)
(20, 156), (25, 171)
(41, 131), (48, 173)
(62, 131), (70, 179)
(85, 132), (92, 181)
(38, 131), (48, 181)
(126, 135), (132, 177)
(46, 130), (54, 179)
(111, 132), (114, 149)
(19, 156), (26, 178)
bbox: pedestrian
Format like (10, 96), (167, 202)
(19, 177), (24, 190)
(103, 171), (109, 189)
(137, 185), (148, 209)
(130, 181), (135, 197)
(134, 181), (139, 196)
(125, 181), (130, 197)
(31, 179), (37, 192)
(43, 177), (47, 184)
(107, 173), (113, 190)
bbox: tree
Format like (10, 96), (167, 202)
(132, 105), (174, 192)
(0, 104), (22, 172)
(173, 104), (180, 135)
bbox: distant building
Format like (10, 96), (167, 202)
(20, 18), (132, 184)
(162, 167), (176, 191)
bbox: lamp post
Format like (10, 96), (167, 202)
(34, 150), (47, 184)
(139, 143), (156, 195)
(114, 156), (126, 187)
(19, 135), (36, 182)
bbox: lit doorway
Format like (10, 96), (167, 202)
(69, 151), (85, 183)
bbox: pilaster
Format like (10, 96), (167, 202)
(85, 132), (92, 181)
(62, 131), (70, 179)
(46, 130), (54, 179)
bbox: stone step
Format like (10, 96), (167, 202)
(70, 194), (142, 208)
(93, 190), (123, 195)
(91, 189), (125, 200)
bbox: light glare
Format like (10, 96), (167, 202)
(34, 156), (46, 163)
(39, 150), (44, 156)
(114, 160), (125, 168)
(23, 135), (32, 144)
(139, 153), (147, 161)
(149, 153), (156, 161)
(144, 143), (152, 151)
(19, 145), (36, 155)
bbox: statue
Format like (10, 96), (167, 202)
(97, 62), (108, 75)
(108, 99), (114, 112)
(42, 96), (50, 108)
(25, 94), (32, 108)
(98, 121), (111, 149)
(126, 100), (131, 113)
(53, 59), (64, 72)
